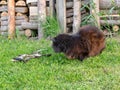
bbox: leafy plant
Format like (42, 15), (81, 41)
(42, 17), (60, 38)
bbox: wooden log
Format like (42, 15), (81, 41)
(16, 26), (24, 31)
(100, 10), (120, 15)
(38, 0), (46, 39)
(29, 20), (38, 23)
(100, 15), (120, 20)
(66, 17), (73, 23)
(15, 7), (28, 13)
(66, 8), (73, 13)
(100, 20), (120, 25)
(1, 26), (8, 32)
(16, 15), (28, 20)
(1, 26), (24, 31)
(56, 0), (66, 33)
(21, 22), (38, 29)
(0, 5), (7, 12)
(66, 2), (73, 8)
(91, 0), (100, 27)
(49, 0), (54, 17)
(29, 15), (38, 20)
(0, 1), (7, 5)
(1, 16), (28, 21)
(16, 0), (26, 6)
(29, 6), (38, 16)
(112, 25), (119, 32)
(8, 0), (15, 39)
(1, 12), (8, 17)
(46, 7), (50, 16)
(1, 16), (8, 21)
(73, 0), (81, 33)
(16, 19), (29, 25)
(26, 0), (37, 4)
(99, 0), (120, 9)
(66, 12), (73, 18)
(24, 29), (36, 37)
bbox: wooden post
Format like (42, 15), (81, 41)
(49, 0), (54, 17)
(37, 0), (46, 39)
(73, 0), (81, 33)
(92, 0), (100, 27)
(56, 0), (66, 33)
(8, 0), (15, 39)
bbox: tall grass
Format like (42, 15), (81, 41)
(42, 17), (60, 38)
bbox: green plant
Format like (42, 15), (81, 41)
(42, 17), (60, 38)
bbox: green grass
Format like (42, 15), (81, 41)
(0, 36), (120, 90)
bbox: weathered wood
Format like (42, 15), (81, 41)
(1, 16), (28, 21)
(66, 17), (73, 23)
(16, 26), (24, 31)
(38, 0), (46, 39)
(1, 16), (8, 21)
(112, 25), (119, 32)
(1, 26), (24, 31)
(56, 0), (66, 33)
(1, 12), (8, 17)
(100, 10), (120, 15)
(100, 15), (120, 20)
(73, 0), (81, 33)
(0, 5), (7, 12)
(27, 0), (37, 4)
(99, 0), (120, 9)
(66, 2), (73, 8)
(100, 20), (120, 25)
(0, 1), (7, 5)
(29, 15), (38, 20)
(16, 0), (26, 6)
(49, 0), (54, 16)
(25, 29), (37, 37)
(92, 0), (100, 27)
(21, 22), (38, 29)
(1, 26), (8, 32)
(15, 7), (28, 13)
(16, 19), (29, 25)
(29, 6), (38, 16)
(8, 0), (15, 39)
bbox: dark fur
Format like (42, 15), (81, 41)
(52, 25), (106, 61)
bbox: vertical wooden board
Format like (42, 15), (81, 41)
(73, 0), (81, 33)
(37, 0), (46, 39)
(27, 0), (37, 4)
(56, 0), (66, 33)
(29, 6), (38, 16)
(92, 0), (100, 27)
(8, 0), (15, 39)
(49, 0), (54, 17)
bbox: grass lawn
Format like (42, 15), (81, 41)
(0, 36), (120, 90)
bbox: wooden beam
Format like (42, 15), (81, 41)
(37, 0), (46, 39)
(56, 0), (66, 33)
(73, 0), (81, 33)
(91, 0), (100, 27)
(8, 0), (15, 39)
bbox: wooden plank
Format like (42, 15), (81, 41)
(100, 20), (120, 25)
(29, 6), (38, 16)
(56, 0), (66, 33)
(27, 0), (37, 4)
(0, 5), (7, 12)
(38, 0), (46, 39)
(49, 0), (54, 17)
(91, 0), (100, 27)
(15, 7), (28, 13)
(21, 22), (38, 29)
(8, 0), (15, 39)
(73, 0), (81, 33)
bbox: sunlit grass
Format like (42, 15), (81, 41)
(0, 36), (120, 90)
